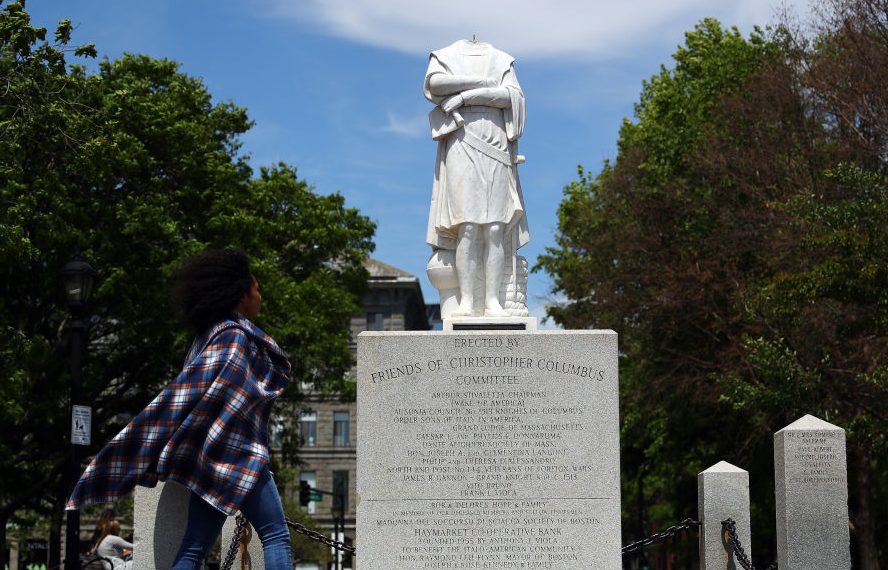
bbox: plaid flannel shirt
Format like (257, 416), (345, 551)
(66, 315), (290, 515)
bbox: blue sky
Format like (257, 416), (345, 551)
(29, 0), (809, 326)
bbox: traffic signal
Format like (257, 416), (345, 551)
(299, 481), (312, 507)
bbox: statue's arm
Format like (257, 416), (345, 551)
(460, 87), (511, 108)
(441, 86), (512, 113)
(428, 74), (497, 96)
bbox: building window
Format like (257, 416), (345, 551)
(333, 411), (350, 447)
(299, 471), (316, 514)
(269, 415), (284, 451)
(332, 470), (349, 512)
(300, 411), (317, 447)
(366, 312), (384, 331)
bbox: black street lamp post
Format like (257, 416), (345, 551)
(299, 484), (346, 570)
(62, 257), (95, 570)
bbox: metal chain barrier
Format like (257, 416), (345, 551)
(285, 516), (356, 554)
(621, 517), (701, 556)
(221, 513), (356, 570)
(220, 513), (249, 570)
(722, 518), (777, 570)
(220, 513), (778, 569)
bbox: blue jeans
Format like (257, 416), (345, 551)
(171, 468), (292, 569)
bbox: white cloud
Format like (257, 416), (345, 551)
(265, 0), (810, 60)
(382, 110), (428, 138)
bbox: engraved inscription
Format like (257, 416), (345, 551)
(358, 332), (621, 568)
(373, 500), (601, 569)
(370, 337), (606, 385)
(786, 431), (845, 485)
(377, 337), (606, 501)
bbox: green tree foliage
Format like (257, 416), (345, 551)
(0, 0), (375, 562)
(540, 19), (785, 554)
(540, 6), (887, 566)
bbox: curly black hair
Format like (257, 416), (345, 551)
(174, 249), (254, 333)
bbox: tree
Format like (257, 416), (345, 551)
(0, 1), (375, 564)
(540, 8), (888, 566)
(712, 0), (888, 560)
(539, 19), (786, 563)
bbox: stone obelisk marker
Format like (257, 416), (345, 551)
(357, 330), (621, 569)
(698, 461), (751, 570)
(774, 414), (850, 569)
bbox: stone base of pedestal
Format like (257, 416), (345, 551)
(443, 316), (538, 331)
(356, 329), (621, 569)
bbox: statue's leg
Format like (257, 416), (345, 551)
(454, 223), (478, 316)
(483, 223), (508, 317)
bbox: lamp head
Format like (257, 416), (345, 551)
(62, 257), (96, 310)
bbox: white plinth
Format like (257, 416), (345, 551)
(443, 316), (538, 331)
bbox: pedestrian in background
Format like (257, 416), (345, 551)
(87, 509), (116, 555)
(94, 519), (132, 570)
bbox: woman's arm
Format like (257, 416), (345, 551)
(107, 535), (134, 555)
(428, 74), (497, 96)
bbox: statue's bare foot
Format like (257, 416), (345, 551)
(484, 302), (509, 318)
(452, 300), (474, 317)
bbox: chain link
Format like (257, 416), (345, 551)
(621, 518), (701, 556)
(220, 512), (355, 570)
(285, 516), (356, 554)
(722, 518), (777, 570)
(220, 512), (779, 569)
(220, 513), (249, 570)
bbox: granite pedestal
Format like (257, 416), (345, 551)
(357, 329), (621, 569)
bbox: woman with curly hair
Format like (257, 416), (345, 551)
(66, 249), (292, 569)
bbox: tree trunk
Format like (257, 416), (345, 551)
(850, 445), (880, 570)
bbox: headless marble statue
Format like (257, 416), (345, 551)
(424, 39), (530, 319)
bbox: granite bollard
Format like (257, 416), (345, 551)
(357, 329), (621, 569)
(698, 461), (751, 570)
(774, 414), (850, 569)
(132, 482), (189, 570)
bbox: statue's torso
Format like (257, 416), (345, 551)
(427, 40), (526, 236)
(452, 45), (508, 151)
